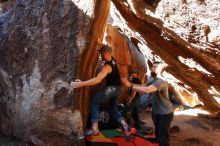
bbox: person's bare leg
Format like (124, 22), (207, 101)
(92, 121), (99, 131)
(120, 119), (131, 141)
(85, 121), (99, 136)
(120, 119), (131, 132)
(120, 119), (127, 128)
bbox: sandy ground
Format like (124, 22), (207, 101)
(140, 109), (220, 146)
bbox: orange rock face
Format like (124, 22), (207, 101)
(104, 24), (147, 102)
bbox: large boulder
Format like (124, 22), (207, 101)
(0, 0), (109, 145)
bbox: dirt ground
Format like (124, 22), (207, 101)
(140, 109), (220, 146)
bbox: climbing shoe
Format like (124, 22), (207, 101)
(84, 129), (99, 137)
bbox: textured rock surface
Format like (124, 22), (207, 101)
(0, 0), (15, 14)
(0, 132), (25, 146)
(111, 0), (220, 113)
(0, 0), (106, 145)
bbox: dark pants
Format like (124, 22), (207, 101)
(130, 97), (141, 129)
(152, 112), (174, 146)
(90, 86), (123, 123)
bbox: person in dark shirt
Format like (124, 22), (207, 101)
(71, 45), (130, 138)
(127, 69), (143, 130)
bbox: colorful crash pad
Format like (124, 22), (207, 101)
(85, 128), (158, 146)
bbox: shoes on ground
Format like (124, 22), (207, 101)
(84, 129), (100, 137)
(123, 124), (131, 142)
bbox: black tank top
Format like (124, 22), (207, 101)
(105, 57), (121, 87)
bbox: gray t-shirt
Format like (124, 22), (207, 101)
(151, 78), (174, 115)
